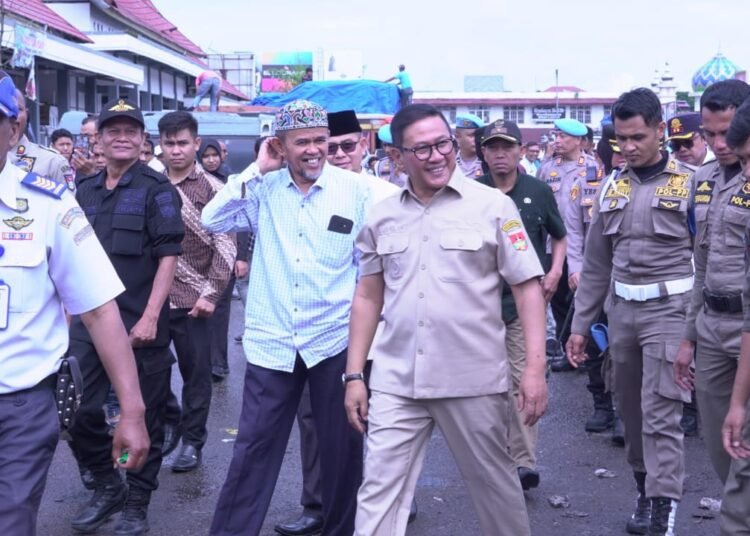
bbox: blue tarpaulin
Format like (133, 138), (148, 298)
(251, 80), (400, 114)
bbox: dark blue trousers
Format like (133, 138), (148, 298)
(210, 350), (362, 536)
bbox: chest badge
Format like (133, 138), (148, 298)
(3, 216), (33, 230)
(14, 198), (28, 213)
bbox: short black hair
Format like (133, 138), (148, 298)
(391, 104), (451, 148)
(143, 139), (155, 151)
(611, 87), (662, 127)
(81, 115), (97, 127)
(700, 79), (750, 112)
(727, 99), (750, 149)
(51, 128), (73, 144)
(158, 110), (198, 139)
(525, 141), (540, 149)
(585, 126), (594, 142)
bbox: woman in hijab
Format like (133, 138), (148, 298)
(198, 137), (225, 181)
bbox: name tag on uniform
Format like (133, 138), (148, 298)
(0, 281), (9, 330)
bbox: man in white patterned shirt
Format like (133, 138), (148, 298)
(202, 100), (370, 536)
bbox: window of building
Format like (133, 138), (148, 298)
(440, 107), (457, 124)
(570, 105), (592, 124)
(468, 106), (490, 124)
(503, 105), (525, 124)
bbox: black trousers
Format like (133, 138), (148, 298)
(169, 308), (213, 449)
(0, 378), (58, 535)
(210, 276), (236, 373)
(68, 341), (172, 491)
(551, 261), (573, 344)
(210, 351), (363, 536)
(297, 382), (323, 514)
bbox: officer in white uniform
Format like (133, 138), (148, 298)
(0, 74), (149, 534)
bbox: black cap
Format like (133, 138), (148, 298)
(478, 119), (522, 145)
(98, 98), (145, 129)
(328, 110), (361, 137)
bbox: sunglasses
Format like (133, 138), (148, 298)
(328, 140), (359, 156)
(669, 137), (694, 151)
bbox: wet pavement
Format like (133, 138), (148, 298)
(39, 299), (722, 535)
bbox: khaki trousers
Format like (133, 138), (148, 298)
(609, 293), (690, 500)
(719, 400), (750, 535)
(505, 318), (538, 468)
(355, 390), (530, 536)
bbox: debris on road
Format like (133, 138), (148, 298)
(594, 468), (616, 478)
(698, 497), (721, 512)
(548, 495), (570, 509)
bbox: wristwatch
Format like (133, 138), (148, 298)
(342, 372), (365, 386)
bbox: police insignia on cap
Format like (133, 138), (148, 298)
(670, 118), (683, 134)
(109, 99), (135, 112)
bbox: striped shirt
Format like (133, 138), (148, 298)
(170, 163), (236, 308)
(202, 162), (371, 372)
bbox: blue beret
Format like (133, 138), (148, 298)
(455, 113), (484, 129)
(378, 124), (393, 145)
(554, 118), (587, 137)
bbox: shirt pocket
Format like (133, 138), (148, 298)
(0, 244), (46, 313)
(650, 197), (688, 238)
(376, 233), (410, 288)
(437, 229), (485, 283)
(598, 198), (628, 236)
(111, 214), (145, 256)
(722, 207), (749, 248)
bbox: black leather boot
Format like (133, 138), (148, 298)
(71, 472), (127, 533)
(585, 392), (615, 432)
(113, 487), (151, 535)
(648, 497), (677, 536)
(626, 471), (650, 535)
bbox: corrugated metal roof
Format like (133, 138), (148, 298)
(109, 0), (206, 57)
(6, 0), (92, 43)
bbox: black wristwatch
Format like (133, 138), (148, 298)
(342, 372), (365, 386)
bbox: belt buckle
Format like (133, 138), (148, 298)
(634, 286), (648, 302)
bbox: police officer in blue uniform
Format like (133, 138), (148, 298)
(0, 75), (149, 535)
(68, 99), (185, 535)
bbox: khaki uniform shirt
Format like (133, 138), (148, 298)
(538, 152), (600, 216)
(357, 170), (544, 399)
(685, 160), (745, 341)
(10, 135), (75, 192)
(571, 156), (695, 334)
(456, 154), (483, 179)
(565, 165), (605, 275)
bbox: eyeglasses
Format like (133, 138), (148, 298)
(328, 140), (359, 155)
(401, 138), (456, 161)
(669, 137), (695, 151)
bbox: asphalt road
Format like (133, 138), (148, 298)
(39, 299), (722, 535)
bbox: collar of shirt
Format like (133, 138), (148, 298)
(0, 158), (20, 209)
(399, 168), (466, 205)
(94, 160), (140, 189)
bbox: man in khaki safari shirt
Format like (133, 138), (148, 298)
(343, 104), (548, 536)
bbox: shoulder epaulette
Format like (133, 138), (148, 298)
(21, 172), (66, 199)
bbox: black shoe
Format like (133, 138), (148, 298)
(274, 513), (324, 536)
(545, 338), (563, 358)
(408, 498), (418, 524)
(71, 476), (127, 533)
(172, 444), (202, 472)
(79, 466), (96, 490)
(586, 393), (615, 432)
(626, 472), (650, 535)
(680, 412), (698, 437)
(234, 334), (243, 343)
(550, 357), (574, 372)
(612, 415), (625, 447)
(162, 422), (181, 457)
(648, 497), (678, 536)
(518, 466), (540, 490)
(113, 488), (150, 535)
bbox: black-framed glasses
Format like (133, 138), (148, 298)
(401, 138), (456, 161)
(670, 137), (695, 151)
(328, 140), (359, 155)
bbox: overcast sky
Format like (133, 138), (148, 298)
(159, 0), (749, 94)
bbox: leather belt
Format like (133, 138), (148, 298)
(613, 276), (694, 302)
(703, 289), (743, 314)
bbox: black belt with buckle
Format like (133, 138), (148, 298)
(703, 289), (743, 313)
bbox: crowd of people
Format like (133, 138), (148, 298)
(3, 63), (750, 536)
